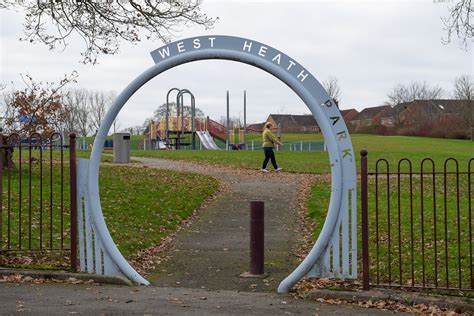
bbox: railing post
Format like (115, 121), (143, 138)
(361, 149), (370, 290)
(0, 132), (3, 264)
(250, 201), (264, 275)
(69, 133), (78, 272)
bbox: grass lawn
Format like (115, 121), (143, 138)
(2, 133), (471, 290)
(308, 166), (473, 290)
(131, 133), (473, 289)
(131, 134), (473, 173)
(1, 157), (219, 267)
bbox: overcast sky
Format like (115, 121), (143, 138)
(1, 0), (472, 131)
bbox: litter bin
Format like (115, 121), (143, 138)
(113, 133), (130, 163)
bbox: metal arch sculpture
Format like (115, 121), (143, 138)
(79, 35), (357, 293)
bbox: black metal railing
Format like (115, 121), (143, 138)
(0, 132), (77, 271)
(361, 150), (473, 291)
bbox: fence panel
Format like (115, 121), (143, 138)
(361, 150), (473, 291)
(0, 132), (77, 270)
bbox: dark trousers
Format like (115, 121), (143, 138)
(262, 147), (278, 169)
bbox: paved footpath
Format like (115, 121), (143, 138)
(135, 156), (307, 292)
(0, 283), (390, 314)
(0, 157), (395, 314)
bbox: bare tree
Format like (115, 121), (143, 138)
(89, 91), (115, 135)
(442, 0), (473, 49)
(134, 125), (144, 135)
(453, 74), (474, 140)
(386, 81), (444, 106)
(322, 76), (342, 107)
(59, 91), (82, 135)
(386, 81), (444, 125)
(76, 104), (90, 137)
(1, 1), (217, 64)
(153, 102), (205, 121)
(219, 115), (243, 129)
(453, 74), (474, 100)
(68, 89), (91, 137)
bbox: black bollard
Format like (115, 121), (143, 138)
(250, 201), (264, 275)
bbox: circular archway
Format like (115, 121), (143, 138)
(85, 35), (357, 293)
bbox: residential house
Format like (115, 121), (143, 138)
(350, 105), (393, 128)
(246, 122), (265, 132)
(340, 109), (359, 125)
(266, 114), (319, 133)
(396, 99), (473, 126)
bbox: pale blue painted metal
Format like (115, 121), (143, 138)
(86, 35), (357, 291)
(77, 159), (125, 279)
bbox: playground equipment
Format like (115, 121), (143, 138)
(157, 88), (249, 151)
(163, 88), (199, 149)
(80, 35), (357, 293)
(224, 90), (247, 150)
(196, 130), (220, 150)
(146, 88), (205, 150)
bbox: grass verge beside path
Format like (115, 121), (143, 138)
(99, 165), (219, 258)
(132, 135), (473, 174)
(308, 175), (473, 291)
(1, 161), (219, 267)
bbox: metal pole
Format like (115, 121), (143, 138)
(175, 93), (181, 150)
(300, 141), (303, 152)
(226, 90), (230, 150)
(250, 201), (264, 275)
(69, 133), (78, 272)
(361, 149), (370, 290)
(0, 133), (3, 263)
(181, 94), (184, 147)
(244, 90), (247, 150)
(191, 95), (196, 150)
(166, 88), (180, 143)
(277, 123), (282, 151)
(252, 140), (254, 151)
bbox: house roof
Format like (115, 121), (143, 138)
(246, 122), (265, 131)
(396, 99), (473, 116)
(340, 109), (357, 116)
(340, 109), (359, 121)
(267, 114), (318, 127)
(352, 105), (391, 121)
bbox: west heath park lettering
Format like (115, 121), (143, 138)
(152, 37), (309, 82)
(150, 36), (353, 160)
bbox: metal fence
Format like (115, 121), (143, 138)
(361, 150), (473, 291)
(0, 132), (77, 270)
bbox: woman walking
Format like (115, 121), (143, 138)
(261, 122), (282, 173)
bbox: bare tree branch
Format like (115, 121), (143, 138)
(442, 0), (473, 49)
(386, 81), (444, 106)
(322, 76), (342, 107)
(1, 71), (78, 135)
(453, 74), (474, 100)
(1, 1), (217, 64)
(453, 74), (474, 140)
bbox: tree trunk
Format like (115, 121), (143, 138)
(0, 134), (15, 170)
